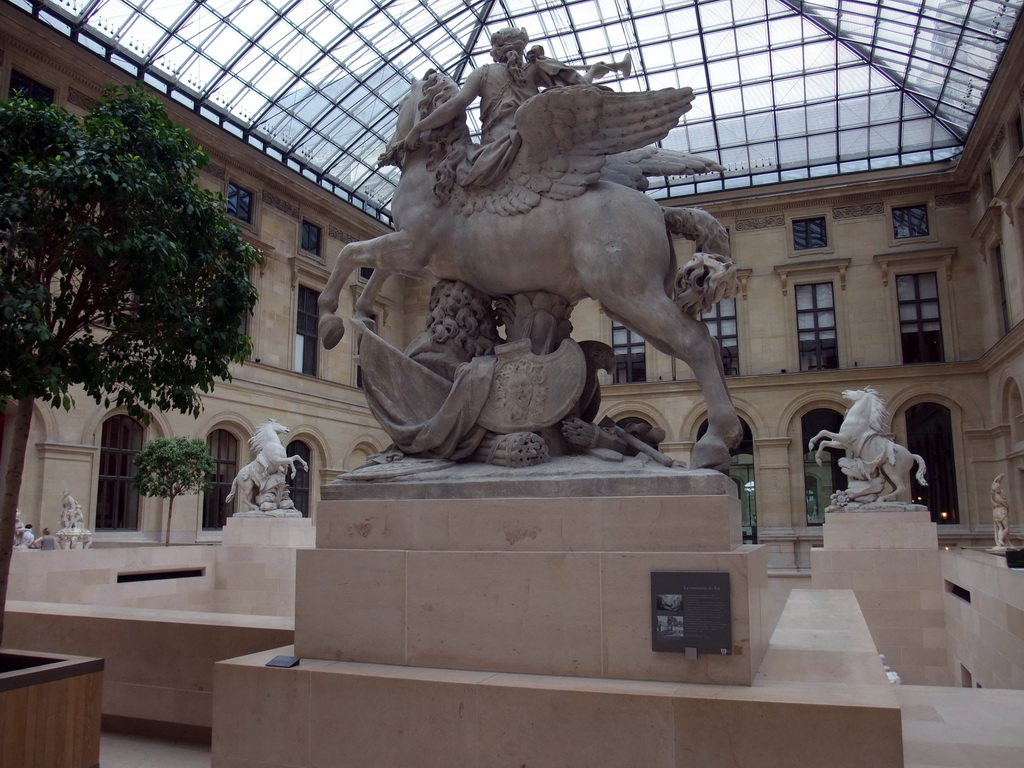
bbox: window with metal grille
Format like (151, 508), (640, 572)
(792, 217), (827, 250)
(301, 220), (321, 256)
(906, 403), (959, 524)
(612, 322), (646, 383)
(702, 297), (739, 376)
(295, 285), (319, 375)
(286, 440), (311, 517)
(227, 182), (253, 223)
(96, 415), (143, 530)
(204, 429), (238, 530)
(897, 273), (944, 364)
(796, 283), (838, 371)
(892, 205), (929, 239)
(802, 409), (847, 525)
(9, 70), (54, 103)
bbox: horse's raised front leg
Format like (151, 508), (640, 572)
(603, 292), (740, 470)
(318, 231), (415, 349)
(808, 431), (840, 465)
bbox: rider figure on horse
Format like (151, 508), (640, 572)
(401, 27), (623, 187)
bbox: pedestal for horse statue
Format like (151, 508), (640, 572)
(811, 510), (947, 686)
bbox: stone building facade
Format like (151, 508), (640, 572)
(3, 8), (1024, 565)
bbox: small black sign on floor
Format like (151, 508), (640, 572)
(651, 571), (731, 656)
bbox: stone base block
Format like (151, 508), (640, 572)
(222, 516), (315, 548)
(297, 544), (768, 685)
(812, 511), (948, 686)
(296, 495), (767, 686)
(822, 509), (937, 549)
(213, 590), (903, 768)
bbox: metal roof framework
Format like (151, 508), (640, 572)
(8, 0), (1022, 226)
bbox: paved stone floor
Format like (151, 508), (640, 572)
(101, 683), (1024, 768)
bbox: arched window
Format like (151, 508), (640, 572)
(802, 408), (847, 525)
(96, 415), (144, 530)
(699, 418), (756, 543)
(906, 403), (959, 524)
(286, 439), (312, 517)
(204, 429), (239, 530)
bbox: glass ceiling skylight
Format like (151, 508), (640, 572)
(9, 0), (1022, 226)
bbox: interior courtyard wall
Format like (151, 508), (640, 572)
(4, 7), (1024, 560)
(1, 15), (402, 542)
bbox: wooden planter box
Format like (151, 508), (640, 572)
(0, 650), (103, 768)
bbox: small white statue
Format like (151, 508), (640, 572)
(807, 387), (928, 511)
(226, 420), (308, 517)
(991, 473), (1011, 550)
(56, 489), (93, 549)
(13, 508), (26, 547)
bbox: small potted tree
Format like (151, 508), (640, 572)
(133, 437), (216, 546)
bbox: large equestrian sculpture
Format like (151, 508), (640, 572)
(317, 28), (741, 471)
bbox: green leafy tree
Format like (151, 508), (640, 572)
(0, 85), (261, 644)
(133, 437), (216, 546)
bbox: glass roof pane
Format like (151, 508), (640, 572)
(14, 0), (1023, 221)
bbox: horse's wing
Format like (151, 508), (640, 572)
(453, 86), (695, 216)
(600, 147), (723, 191)
(515, 86), (695, 157)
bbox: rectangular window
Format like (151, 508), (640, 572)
(994, 245), (1010, 336)
(1014, 114), (1024, 155)
(897, 273), (944, 364)
(702, 297), (739, 376)
(612, 322), (646, 383)
(295, 285), (319, 376)
(892, 205), (929, 239)
(359, 267), (374, 281)
(9, 70), (55, 104)
(301, 220), (321, 256)
(792, 217), (827, 250)
(227, 182), (253, 223)
(796, 282), (838, 371)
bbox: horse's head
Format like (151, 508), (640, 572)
(250, 419), (289, 452)
(379, 71), (465, 170)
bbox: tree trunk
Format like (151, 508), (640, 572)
(164, 495), (175, 546)
(0, 397), (35, 648)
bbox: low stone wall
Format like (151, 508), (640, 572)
(941, 547), (1024, 689)
(5, 521), (312, 737)
(5, 602), (292, 738)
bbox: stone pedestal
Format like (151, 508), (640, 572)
(222, 515), (315, 548)
(213, 460), (904, 767)
(811, 509), (949, 685)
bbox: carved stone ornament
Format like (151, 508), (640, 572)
(476, 339), (586, 433)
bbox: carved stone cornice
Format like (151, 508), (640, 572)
(735, 215), (784, 231)
(831, 202), (883, 219)
(735, 268), (753, 300)
(872, 247), (955, 286)
(265, 190), (299, 218)
(773, 258), (851, 295)
(329, 224), (359, 244)
(67, 86), (97, 111)
(935, 191), (970, 207)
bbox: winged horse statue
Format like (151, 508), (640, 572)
(317, 59), (742, 469)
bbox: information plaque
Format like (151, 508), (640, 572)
(651, 571), (731, 655)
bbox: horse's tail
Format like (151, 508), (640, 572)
(664, 207), (738, 317)
(913, 454), (928, 486)
(224, 476), (237, 504)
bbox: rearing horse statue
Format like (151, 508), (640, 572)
(317, 71), (742, 469)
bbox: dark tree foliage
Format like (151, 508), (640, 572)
(0, 85), (261, 643)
